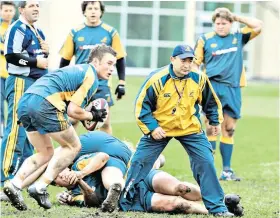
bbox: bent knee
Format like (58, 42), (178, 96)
(225, 128), (235, 137)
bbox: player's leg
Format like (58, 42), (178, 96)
(119, 135), (170, 211)
(31, 126), (81, 192)
(4, 131), (53, 210)
(151, 194), (208, 214)
(149, 169), (202, 201)
(100, 157), (126, 212)
(219, 86), (241, 181)
(177, 133), (230, 215)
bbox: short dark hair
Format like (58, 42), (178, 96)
(87, 44), (116, 63)
(18, 1), (27, 8)
(81, 1), (105, 18)
(0, 1), (16, 9)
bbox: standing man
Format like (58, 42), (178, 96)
(120, 45), (234, 216)
(59, 1), (127, 134)
(0, 1), (16, 141)
(3, 44), (116, 211)
(194, 8), (263, 181)
(1, 1), (49, 186)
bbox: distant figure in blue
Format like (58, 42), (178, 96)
(120, 44), (234, 216)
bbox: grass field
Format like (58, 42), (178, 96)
(1, 76), (279, 218)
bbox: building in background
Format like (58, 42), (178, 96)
(39, 1), (279, 80)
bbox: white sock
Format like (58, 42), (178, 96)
(10, 178), (22, 190)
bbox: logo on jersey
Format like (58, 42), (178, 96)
(31, 41), (36, 45)
(79, 45), (96, 50)
(189, 91), (194, 97)
(212, 47), (237, 56)
(101, 37), (107, 43)
(164, 93), (171, 97)
(19, 59), (28, 65)
(210, 43), (217, 48)
(232, 38), (237, 44)
(78, 37), (84, 42)
(33, 49), (43, 54)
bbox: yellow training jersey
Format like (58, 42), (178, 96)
(135, 65), (223, 137)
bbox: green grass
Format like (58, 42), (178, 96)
(1, 76), (279, 218)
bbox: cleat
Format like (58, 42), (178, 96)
(27, 185), (52, 209)
(101, 183), (121, 213)
(233, 204), (244, 216)
(214, 211), (234, 217)
(0, 190), (10, 202)
(3, 181), (27, 210)
(225, 194), (244, 216)
(174, 183), (191, 196)
(220, 170), (241, 181)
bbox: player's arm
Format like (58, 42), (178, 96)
(193, 36), (205, 69)
(67, 102), (93, 121)
(199, 74), (223, 127)
(135, 78), (159, 135)
(115, 57), (126, 100)
(232, 14), (263, 34)
(68, 67), (106, 122)
(59, 31), (75, 68)
(74, 152), (109, 179)
(111, 30), (127, 99)
(4, 27), (47, 70)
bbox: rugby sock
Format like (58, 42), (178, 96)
(35, 175), (53, 193)
(207, 135), (218, 151)
(10, 178), (22, 190)
(220, 136), (234, 170)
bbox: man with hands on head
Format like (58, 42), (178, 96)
(194, 7), (263, 181)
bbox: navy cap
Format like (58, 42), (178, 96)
(172, 44), (195, 59)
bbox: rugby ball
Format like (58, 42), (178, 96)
(83, 98), (109, 131)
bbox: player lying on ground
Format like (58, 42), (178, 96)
(54, 152), (243, 216)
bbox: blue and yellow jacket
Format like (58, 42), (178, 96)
(194, 26), (260, 87)
(135, 65), (223, 137)
(25, 64), (98, 112)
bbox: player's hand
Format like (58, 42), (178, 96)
(66, 170), (79, 185)
(36, 56), (48, 69)
(56, 191), (73, 205)
(115, 84), (125, 100)
(209, 124), (221, 136)
(40, 40), (49, 55)
(151, 127), (166, 140)
(90, 106), (107, 122)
